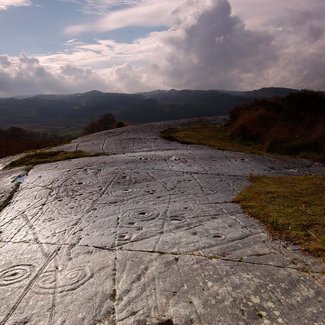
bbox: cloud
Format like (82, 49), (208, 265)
(65, 1), (183, 34)
(62, 0), (325, 91)
(230, 0), (325, 27)
(57, 0), (280, 90)
(150, 0), (277, 89)
(0, 54), (110, 97)
(228, 0), (325, 90)
(229, 0), (325, 47)
(0, 0), (31, 10)
(0, 55), (11, 67)
(66, 0), (149, 15)
(1, 0), (325, 96)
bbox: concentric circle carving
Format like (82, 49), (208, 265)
(34, 266), (93, 295)
(122, 208), (159, 222)
(0, 264), (34, 286)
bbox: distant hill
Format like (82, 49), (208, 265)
(0, 87), (302, 130)
(219, 87), (299, 98)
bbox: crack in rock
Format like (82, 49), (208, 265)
(0, 118), (324, 325)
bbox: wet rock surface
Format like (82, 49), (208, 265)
(0, 118), (324, 325)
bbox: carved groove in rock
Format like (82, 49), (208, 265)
(122, 208), (160, 222)
(33, 266), (93, 295)
(0, 264), (35, 286)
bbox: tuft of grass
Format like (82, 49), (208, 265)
(235, 176), (325, 262)
(161, 125), (265, 156)
(5, 150), (101, 169)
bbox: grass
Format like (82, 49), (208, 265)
(235, 176), (325, 263)
(162, 124), (325, 263)
(5, 150), (101, 169)
(229, 91), (325, 162)
(54, 127), (83, 139)
(161, 91), (325, 163)
(161, 122), (325, 162)
(161, 125), (266, 156)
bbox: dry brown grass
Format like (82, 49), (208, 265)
(229, 90), (325, 162)
(162, 90), (325, 162)
(161, 92), (325, 264)
(235, 176), (325, 263)
(161, 125), (265, 155)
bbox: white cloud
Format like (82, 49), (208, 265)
(151, 0), (277, 90)
(67, 0), (149, 15)
(0, 0), (31, 10)
(228, 0), (325, 90)
(0, 54), (111, 97)
(1, 0), (325, 96)
(230, 0), (325, 29)
(65, 1), (186, 34)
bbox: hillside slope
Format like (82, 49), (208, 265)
(229, 90), (325, 161)
(0, 88), (300, 130)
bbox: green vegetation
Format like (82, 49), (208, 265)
(235, 176), (325, 263)
(5, 151), (101, 169)
(162, 90), (325, 162)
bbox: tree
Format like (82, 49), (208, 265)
(83, 113), (121, 135)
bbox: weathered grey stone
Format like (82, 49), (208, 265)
(0, 118), (324, 324)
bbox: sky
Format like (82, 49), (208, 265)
(0, 0), (325, 96)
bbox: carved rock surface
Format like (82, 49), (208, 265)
(0, 118), (324, 325)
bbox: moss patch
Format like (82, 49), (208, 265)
(235, 176), (325, 262)
(5, 150), (101, 169)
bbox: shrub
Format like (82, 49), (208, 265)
(83, 113), (118, 135)
(228, 90), (325, 160)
